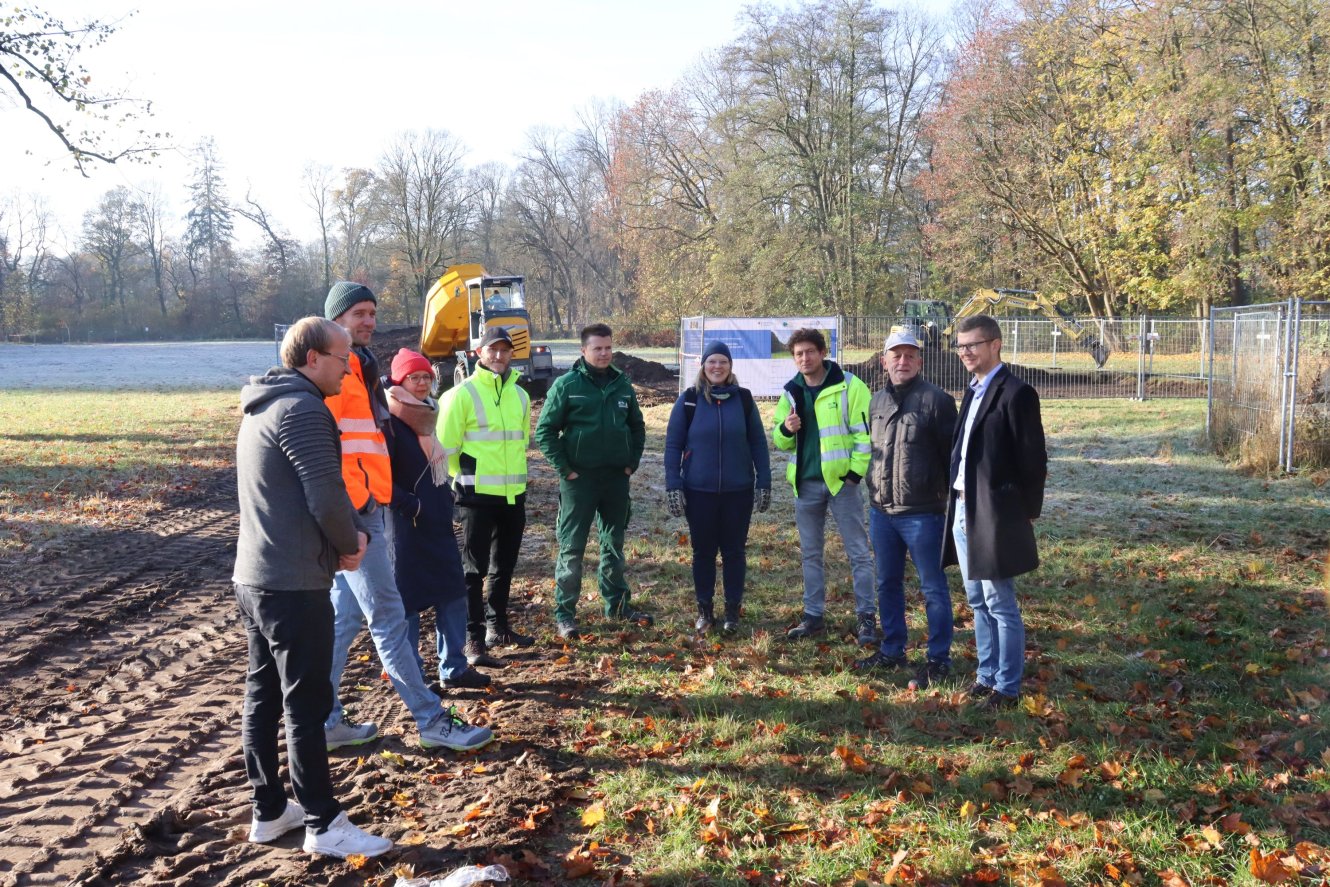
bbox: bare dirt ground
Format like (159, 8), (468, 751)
(0, 392), (681, 886)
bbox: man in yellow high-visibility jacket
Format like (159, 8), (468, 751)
(772, 328), (878, 645)
(440, 327), (533, 666)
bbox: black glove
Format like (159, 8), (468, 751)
(755, 487), (771, 513)
(667, 489), (685, 518)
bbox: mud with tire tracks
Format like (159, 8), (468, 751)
(0, 397), (669, 886)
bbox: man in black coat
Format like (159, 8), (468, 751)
(942, 314), (1047, 709)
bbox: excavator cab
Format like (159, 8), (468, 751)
(902, 299), (952, 349)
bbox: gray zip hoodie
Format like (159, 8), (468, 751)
(233, 368), (365, 591)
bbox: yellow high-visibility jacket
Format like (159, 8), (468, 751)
(439, 364), (530, 505)
(772, 362), (871, 496)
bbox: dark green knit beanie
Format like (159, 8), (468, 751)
(324, 281), (376, 321)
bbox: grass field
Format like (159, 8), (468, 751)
(584, 399), (1330, 885)
(0, 390), (237, 559)
(2, 392), (1326, 884)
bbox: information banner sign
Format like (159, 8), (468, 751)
(678, 317), (840, 397)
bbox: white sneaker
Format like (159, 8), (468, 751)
(325, 718), (378, 751)
(302, 810), (393, 859)
(419, 708), (494, 751)
(248, 798), (304, 843)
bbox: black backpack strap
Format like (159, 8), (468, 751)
(683, 387), (698, 432)
(738, 387), (755, 425)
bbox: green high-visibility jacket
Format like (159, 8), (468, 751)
(772, 361), (872, 496)
(439, 364), (530, 504)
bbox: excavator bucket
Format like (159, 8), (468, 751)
(1088, 338), (1110, 368)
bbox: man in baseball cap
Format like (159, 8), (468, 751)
(856, 326), (959, 691)
(440, 322), (536, 663)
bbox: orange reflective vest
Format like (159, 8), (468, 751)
(324, 351), (392, 509)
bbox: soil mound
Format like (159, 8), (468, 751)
(368, 324), (424, 359)
(613, 350), (675, 384)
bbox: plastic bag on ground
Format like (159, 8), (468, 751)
(394, 864), (509, 887)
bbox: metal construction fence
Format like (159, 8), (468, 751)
(1208, 300), (1330, 471)
(839, 314), (1210, 400)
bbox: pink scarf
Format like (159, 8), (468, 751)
(387, 386), (448, 487)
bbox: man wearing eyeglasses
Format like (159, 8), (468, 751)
(943, 315), (1047, 710)
(234, 317), (393, 859)
(321, 281), (492, 753)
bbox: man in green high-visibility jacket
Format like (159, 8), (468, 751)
(772, 327), (878, 646)
(535, 323), (650, 640)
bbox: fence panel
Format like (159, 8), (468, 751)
(839, 314), (1209, 400)
(1290, 302), (1330, 468)
(1207, 305), (1287, 470)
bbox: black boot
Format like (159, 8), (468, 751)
(722, 602), (741, 635)
(695, 602), (714, 634)
(464, 638), (504, 668)
(486, 620), (534, 648)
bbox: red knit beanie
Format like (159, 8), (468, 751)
(390, 349), (432, 385)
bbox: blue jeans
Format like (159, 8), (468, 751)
(951, 507), (1025, 697)
(405, 593), (469, 682)
(326, 508), (442, 731)
(793, 479), (875, 618)
(869, 509), (952, 663)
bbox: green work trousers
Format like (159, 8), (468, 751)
(553, 467), (633, 622)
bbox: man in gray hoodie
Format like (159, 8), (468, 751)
(232, 317), (392, 860)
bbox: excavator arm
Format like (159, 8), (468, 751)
(946, 288), (1110, 368)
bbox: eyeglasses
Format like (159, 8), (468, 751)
(955, 339), (995, 355)
(318, 350), (352, 367)
(405, 372), (434, 384)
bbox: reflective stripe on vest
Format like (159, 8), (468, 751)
(326, 351), (393, 509)
(343, 438), (391, 456)
(338, 417), (378, 434)
(783, 375), (864, 496)
(453, 369), (529, 503)
(454, 473), (529, 486)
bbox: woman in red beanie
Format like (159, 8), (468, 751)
(384, 349), (491, 691)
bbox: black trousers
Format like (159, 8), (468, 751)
(456, 496), (526, 640)
(234, 583), (340, 829)
(683, 488), (753, 610)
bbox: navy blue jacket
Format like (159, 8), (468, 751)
(384, 414), (466, 611)
(664, 385), (772, 493)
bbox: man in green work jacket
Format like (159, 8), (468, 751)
(535, 323), (650, 640)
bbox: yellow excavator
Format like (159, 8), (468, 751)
(903, 288), (1111, 368)
(419, 263), (556, 397)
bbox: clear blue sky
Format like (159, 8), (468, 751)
(1, 0), (952, 249)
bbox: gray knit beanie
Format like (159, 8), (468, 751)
(324, 281), (376, 321)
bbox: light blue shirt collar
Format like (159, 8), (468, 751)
(969, 362), (1006, 401)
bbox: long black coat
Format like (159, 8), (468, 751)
(942, 366), (1047, 580)
(384, 414), (466, 611)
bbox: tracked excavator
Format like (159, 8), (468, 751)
(419, 263), (556, 397)
(903, 288), (1111, 368)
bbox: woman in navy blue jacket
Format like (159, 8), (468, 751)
(663, 341), (772, 634)
(383, 349), (491, 692)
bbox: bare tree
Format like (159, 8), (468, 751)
(234, 190), (292, 276)
(133, 183), (171, 318)
(0, 192), (50, 336)
(82, 185), (139, 324)
(377, 130), (471, 315)
(468, 162), (509, 267)
(1, 5), (164, 173)
(302, 163), (335, 292)
(332, 168), (380, 279)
